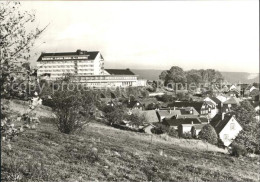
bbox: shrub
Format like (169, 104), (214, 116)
(230, 143), (247, 157)
(42, 98), (55, 108)
(217, 138), (225, 149)
(151, 123), (169, 135)
(156, 94), (175, 103)
(101, 105), (115, 114)
(51, 89), (95, 134)
(125, 113), (146, 126)
(182, 132), (193, 139)
(198, 124), (218, 145)
(146, 103), (157, 110)
(168, 128), (178, 137)
(105, 106), (126, 125)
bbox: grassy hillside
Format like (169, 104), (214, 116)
(2, 100), (259, 181)
(132, 69), (259, 83)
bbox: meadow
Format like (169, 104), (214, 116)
(1, 100), (259, 181)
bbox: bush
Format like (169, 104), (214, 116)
(51, 89), (96, 134)
(168, 128), (178, 137)
(151, 123), (169, 135)
(156, 94), (175, 103)
(198, 124), (218, 145)
(105, 106), (126, 125)
(230, 143), (247, 157)
(217, 138), (225, 149)
(42, 98), (55, 108)
(101, 105), (115, 114)
(182, 132), (193, 139)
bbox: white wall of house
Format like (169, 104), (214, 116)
(209, 108), (219, 119)
(219, 116), (242, 146)
(204, 97), (219, 118)
(179, 125), (193, 134)
(229, 85), (237, 91)
(195, 129), (202, 136)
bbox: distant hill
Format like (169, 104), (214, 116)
(221, 72), (259, 84)
(132, 69), (259, 84)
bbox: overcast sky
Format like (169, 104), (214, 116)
(21, 1), (259, 73)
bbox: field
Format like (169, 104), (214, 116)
(1, 100), (260, 181)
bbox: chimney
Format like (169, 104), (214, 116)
(222, 112), (225, 120)
(191, 121), (193, 125)
(173, 106), (176, 110)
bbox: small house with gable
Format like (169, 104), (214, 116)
(210, 113), (242, 146)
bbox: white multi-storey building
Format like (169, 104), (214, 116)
(37, 49), (146, 87)
(37, 49), (104, 80)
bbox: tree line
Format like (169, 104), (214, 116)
(159, 66), (224, 86)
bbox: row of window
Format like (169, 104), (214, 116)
(78, 76), (136, 80)
(122, 82), (132, 86)
(40, 60), (94, 64)
(39, 69), (94, 73)
(39, 69), (74, 72)
(78, 69), (94, 71)
(77, 73), (93, 76)
(41, 64), (94, 69)
(51, 74), (69, 76)
(42, 56), (89, 60)
(78, 65), (94, 67)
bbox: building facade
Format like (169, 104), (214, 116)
(37, 50), (146, 87)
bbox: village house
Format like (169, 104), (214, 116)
(106, 100), (116, 107)
(222, 97), (241, 112)
(250, 100), (260, 113)
(221, 84), (230, 93)
(210, 113), (242, 146)
(191, 124), (207, 138)
(162, 117), (201, 131)
(249, 86), (257, 93)
(229, 84), (237, 91)
(156, 108), (181, 122)
(178, 107), (200, 116)
(226, 90), (240, 97)
(216, 95), (228, 103)
(204, 97), (222, 108)
(254, 102), (260, 112)
(127, 100), (144, 110)
(203, 97), (222, 118)
(167, 101), (212, 116)
(237, 83), (250, 97)
(249, 89), (260, 101)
